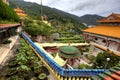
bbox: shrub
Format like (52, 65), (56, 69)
(78, 64), (91, 69)
(93, 51), (120, 68)
(0, 0), (19, 22)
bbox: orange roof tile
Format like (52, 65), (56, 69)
(98, 13), (120, 22)
(17, 13), (28, 17)
(0, 24), (20, 29)
(14, 8), (24, 13)
(14, 7), (27, 17)
(84, 25), (120, 39)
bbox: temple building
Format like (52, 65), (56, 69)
(83, 13), (120, 56)
(14, 7), (27, 17)
(0, 24), (21, 44)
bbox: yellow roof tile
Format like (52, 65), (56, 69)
(84, 25), (120, 39)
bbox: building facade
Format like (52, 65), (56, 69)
(83, 13), (120, 56)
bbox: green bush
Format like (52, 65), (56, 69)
(93, 51), (120, 68)
(78, 64), (91, 69)
(24, 21), (52, 36)
(0, 0), (19, 22)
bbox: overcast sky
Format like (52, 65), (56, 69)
(24, 0), (120, 17)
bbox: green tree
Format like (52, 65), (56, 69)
(24, 20), (52, 37)
(94, 51), (120, 69)
(0, 0), (19, 22)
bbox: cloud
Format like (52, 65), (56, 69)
(70, 0), (101, 11)
(24, 0), (120, 16)
(68, 0), (120, 16)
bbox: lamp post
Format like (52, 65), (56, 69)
(104, 57), (110, 70)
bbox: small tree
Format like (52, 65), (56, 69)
(24, 20), (52, 42)
(94, 51), (120, 68)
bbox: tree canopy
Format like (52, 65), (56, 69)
(0, 0), (19, 22)
(94, 51), (120, 69)
(23, 18), (52, 36)
(8, 0), (87, 34)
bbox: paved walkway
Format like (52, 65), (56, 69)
(47, 71), (57, 80)
(0, 35), (19, 64)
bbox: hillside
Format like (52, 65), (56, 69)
(8, 0), (87, 34)
(7, 0), (104, 30)
(79, 14), (104, 25)
(0, 0), (19, 23)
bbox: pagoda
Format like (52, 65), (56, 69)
(14, 7), (27, 17)
(58, 46), (81, 68)
(83, 13), (120, 56)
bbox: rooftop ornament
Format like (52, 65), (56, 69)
(58, 46), (81, 68)
(58, 46), (81, 58)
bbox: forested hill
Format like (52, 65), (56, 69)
(8, 0), (103, 30)
(8, 0), (86, 31)
(79, 14), (104, 25)
(8, 0), (80, 21)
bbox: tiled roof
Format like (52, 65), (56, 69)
(14, 7), (24, 13)
(84, 25), (120, 39)
(14, 7), (27, 17)
(98, 13), (120, 22)
(17, 13), (28, 17)
(0, 24), (20, 29)
(92, 65), (120, 80)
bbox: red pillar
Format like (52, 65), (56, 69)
(117, 43), (120, 51)
(106, 40), (111, 47)
(71, 58), (76, 66)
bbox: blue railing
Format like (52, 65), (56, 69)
(21, 32), (106, 77)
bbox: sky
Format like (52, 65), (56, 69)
(24, 0), (120, 17)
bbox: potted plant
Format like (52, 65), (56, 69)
(6, 68), (18, 77)
(34, 65), (41, 77)
(8, 60), (18, 68)
(38, 73), (47, 80)
(40, 66), (50, 75)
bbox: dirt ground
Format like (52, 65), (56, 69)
(0, 38), (20, 80)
